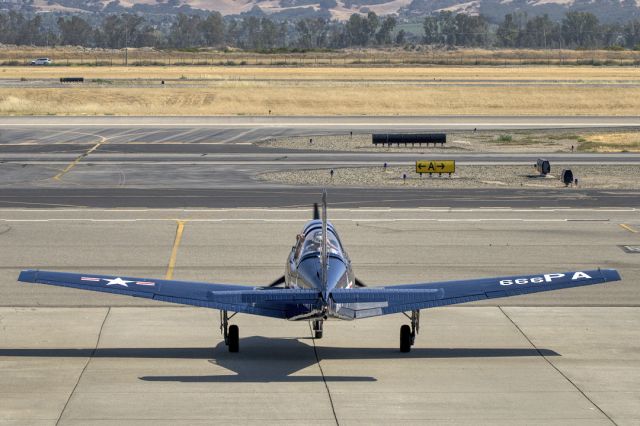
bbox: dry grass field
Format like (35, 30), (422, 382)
(578, 132), (640, 152)
(1, 46), (640, 66)
(1, 65), (639, 116)
(1, 84), (639, 116)
(2, 65), (640, 81)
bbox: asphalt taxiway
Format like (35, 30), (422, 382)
(1, 208), (639, 424)
(1, 116), (640, 209)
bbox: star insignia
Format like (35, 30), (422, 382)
(103, 277), (133, 287)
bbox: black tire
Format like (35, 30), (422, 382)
(400, 325), (412, 353)
(228, 325), (239, 353)
(313, 320), (323, 339)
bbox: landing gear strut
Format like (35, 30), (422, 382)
(220, 310), (239, 352)
(400, 310), (420, 353)
(313, 320), (323, 339)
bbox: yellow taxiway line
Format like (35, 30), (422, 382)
(619, 223), (638, 233)
(165, 220), (186, 279)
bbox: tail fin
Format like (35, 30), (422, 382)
(321, 190), (328, 289)
(313, 203), (320, 220)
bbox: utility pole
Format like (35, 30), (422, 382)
(124, 16), (128, 66)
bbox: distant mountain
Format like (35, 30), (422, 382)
(18, 0), (640, 22)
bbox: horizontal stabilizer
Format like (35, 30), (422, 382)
(207, 289), (321, 304)
(330, 288), (444, 304)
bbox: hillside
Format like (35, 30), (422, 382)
(10, 0), (640, 22)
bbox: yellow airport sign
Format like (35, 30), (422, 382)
(416, 160), (455, 174)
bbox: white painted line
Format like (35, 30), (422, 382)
(1, 121), (639, 127)
(0, 207), (636, 213)
(0, 218), (598, 223)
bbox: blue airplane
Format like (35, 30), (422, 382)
(18, 192), (621, 353)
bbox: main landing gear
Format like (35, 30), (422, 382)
(313, 320), (323, 339)
(221, 311), (239, 352)
(400, 310), (420, 353)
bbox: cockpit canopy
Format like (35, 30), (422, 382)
(295, 224), (343, 263)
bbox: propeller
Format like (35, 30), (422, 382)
(313, 203), (320, 220)
(354, 277), (367, 287)
(265, 275), (286, 288)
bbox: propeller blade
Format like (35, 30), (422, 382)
(354, 277), (367, 287)
(266, 276), (286, 288)
(313, 203), (320, 220)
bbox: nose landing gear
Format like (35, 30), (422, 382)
(400, 310), (420, 353)
(221, 310), (239, 352)
(313, 319), (323, 339)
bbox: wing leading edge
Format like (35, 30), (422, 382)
(330, 269), (621, 318)
(18, 270), (320, 319)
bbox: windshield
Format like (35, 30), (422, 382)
(299, 229), (342, 259)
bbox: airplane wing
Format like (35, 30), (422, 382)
(330, 269), (621, 319)
(18, 270), (320, 319)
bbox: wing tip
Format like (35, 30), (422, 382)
(18, 269), (38, 283)
(602, 268), (622, 282)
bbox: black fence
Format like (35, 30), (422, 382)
(372, 133), (446, 147)
(60, 77), (84, 83)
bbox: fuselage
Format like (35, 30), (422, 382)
(284, 220), (355, 320)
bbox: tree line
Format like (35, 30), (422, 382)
(1, 9), (640, 51)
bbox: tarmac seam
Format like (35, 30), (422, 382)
(498, 306), (618, 426)
(55, 307), (110, 426)
(309, 322), (339, 426)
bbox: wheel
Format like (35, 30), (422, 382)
(400, 324), (412, 353)
(313, 320), (323, 339)
(228, 325), (239, 353)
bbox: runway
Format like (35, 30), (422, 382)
(1, 208), (639, 424)
(1, 116), (640, 147)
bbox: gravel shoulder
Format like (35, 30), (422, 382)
(259, 165), (640, 189)
(258, 131), (581, 153)
(258, 130), (640, 153)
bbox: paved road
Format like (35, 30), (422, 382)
(1, 187), (639, 208)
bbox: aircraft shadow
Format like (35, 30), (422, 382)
(0, 336), (559, 383)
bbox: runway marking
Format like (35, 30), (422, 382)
(2, 121), (640, 127)
(0, 208), (636, 213)
(0, 218), (610, 223)
(0, 201), (88, 208)
(165, 220), (186, 280)
(620, 223), (638, 233)
(220, 128), (258, 144)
